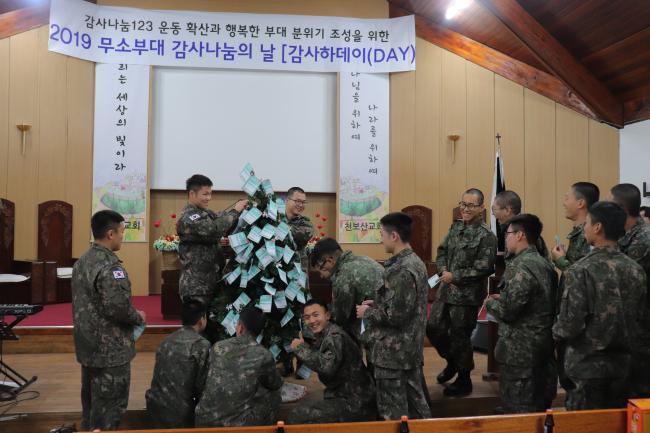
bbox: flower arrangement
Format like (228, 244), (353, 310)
(152, 213), (180, 252)
(306, 212), (329, 254)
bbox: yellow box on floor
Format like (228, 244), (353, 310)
(628, 399), (650, 433)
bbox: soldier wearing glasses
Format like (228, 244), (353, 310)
(281, 187), (315, 376)
(427, 188), (497, 397)
(285, 187), (315, 273)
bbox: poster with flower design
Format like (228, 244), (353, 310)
(91, 63), (149, 242)
(338, 72), (389, 243)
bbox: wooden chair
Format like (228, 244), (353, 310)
(0, 198), (45, 305)
(37, 200), (76, 303)
(401, 205), (437, 299)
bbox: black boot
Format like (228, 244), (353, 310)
(443, 371), (472, 397)
(436, 364), (458, 384)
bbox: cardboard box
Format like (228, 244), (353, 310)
(628, 399), (650, 433)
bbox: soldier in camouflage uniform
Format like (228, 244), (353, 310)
(281, 186), (315, 374)
(357, 212), (430, 420)
(641, 206), (650, 225)
(485, 214), (557, 413)
(288, 300), (376, 423)
(195, 305), (283, 427)
(177, 174), (247, 306)
(310, 238), (383, 345)
(72, 210), (146, 431)
(552, 183), (600, 391)
(553, 201), (647, 410)
(428, 189), (497, 397)
(552, 182), (600, 271)
(146, 301), (210, 428)
(286, 186), (315, 273)
(610, 184), (650, 397)
(492, 190), (551, 260)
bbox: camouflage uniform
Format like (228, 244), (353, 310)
(328, 251), (383, 344)
(618, 218), (650, 397)
(177, 203), (239, 304)
(485, 246), (558, 413)
(289, 323), (376, 423)
(195, 333), (283, 427)
(284, 214), (315, 366)
(553, 223), (590, 271)
(288, 214), (315, 274)
(428, 219), (497, 374)
(552, 246), (647, 410)
(364, 248), (431, 420)
(145, 326), (210, 428)
(72, 243), (144, 431)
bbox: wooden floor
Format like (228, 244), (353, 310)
(0, 348), (564, 432)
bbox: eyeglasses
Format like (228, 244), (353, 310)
(288, 198), (308, 206)
(505, 230), (520, 236)
(315, 259), (328, 271)
(459, 202), (480, 210)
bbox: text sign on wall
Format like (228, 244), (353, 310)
(338, 72), (389, 243)
(92, 63), (150, 242)
(49, 0), (416, 73)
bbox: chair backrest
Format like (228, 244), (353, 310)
(38, 200), (73, 265)
(0, 198), (15, 273)
(401, 205), (433, 263)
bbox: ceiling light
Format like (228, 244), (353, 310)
(445, 0), (473, 20)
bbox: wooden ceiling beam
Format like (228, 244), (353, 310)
(389, 4), (597, 121)
(476, 0), (623, 127)
(0, 3), (50, 40)
(0, 0), (96, 40)
(624, 96), (650, 125)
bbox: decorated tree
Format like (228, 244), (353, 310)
(209, 164), (310, 361)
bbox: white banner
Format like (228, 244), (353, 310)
(92, 63), (150, 242)
(338, 72), (389, 243)
(620, 120), (650, 207)
(48, 0), (416, 73)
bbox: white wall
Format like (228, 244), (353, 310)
(620, 120), (650, 206)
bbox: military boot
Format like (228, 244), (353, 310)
(443, 371), (472, 397)
(436, 364), (457, 384)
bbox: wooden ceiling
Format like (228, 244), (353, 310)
(2, 0), (648, 126)
(389, 0), (650, 127)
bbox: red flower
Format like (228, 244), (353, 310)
(154, 220), (161, 228)
(315, 236), (320, 241)
(315, 213), (321, 218)
(166, 235), (174, 242)
(322, 217), (328, 222)
(320, 232), (326, 237)
(317, 224), (323, 229)
(171, 213), (177, 219)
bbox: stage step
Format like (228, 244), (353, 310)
(4, 326), (179, 354)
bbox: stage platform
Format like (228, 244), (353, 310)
(0, 348), (565, 433)
(4, 296), (180, 354)
(1, 296), (565, 432)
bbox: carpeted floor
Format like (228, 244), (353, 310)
(12, 295), (180, 327)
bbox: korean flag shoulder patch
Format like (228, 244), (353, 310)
(112, 268), (126, 280)
(189, 213), (201, 221)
